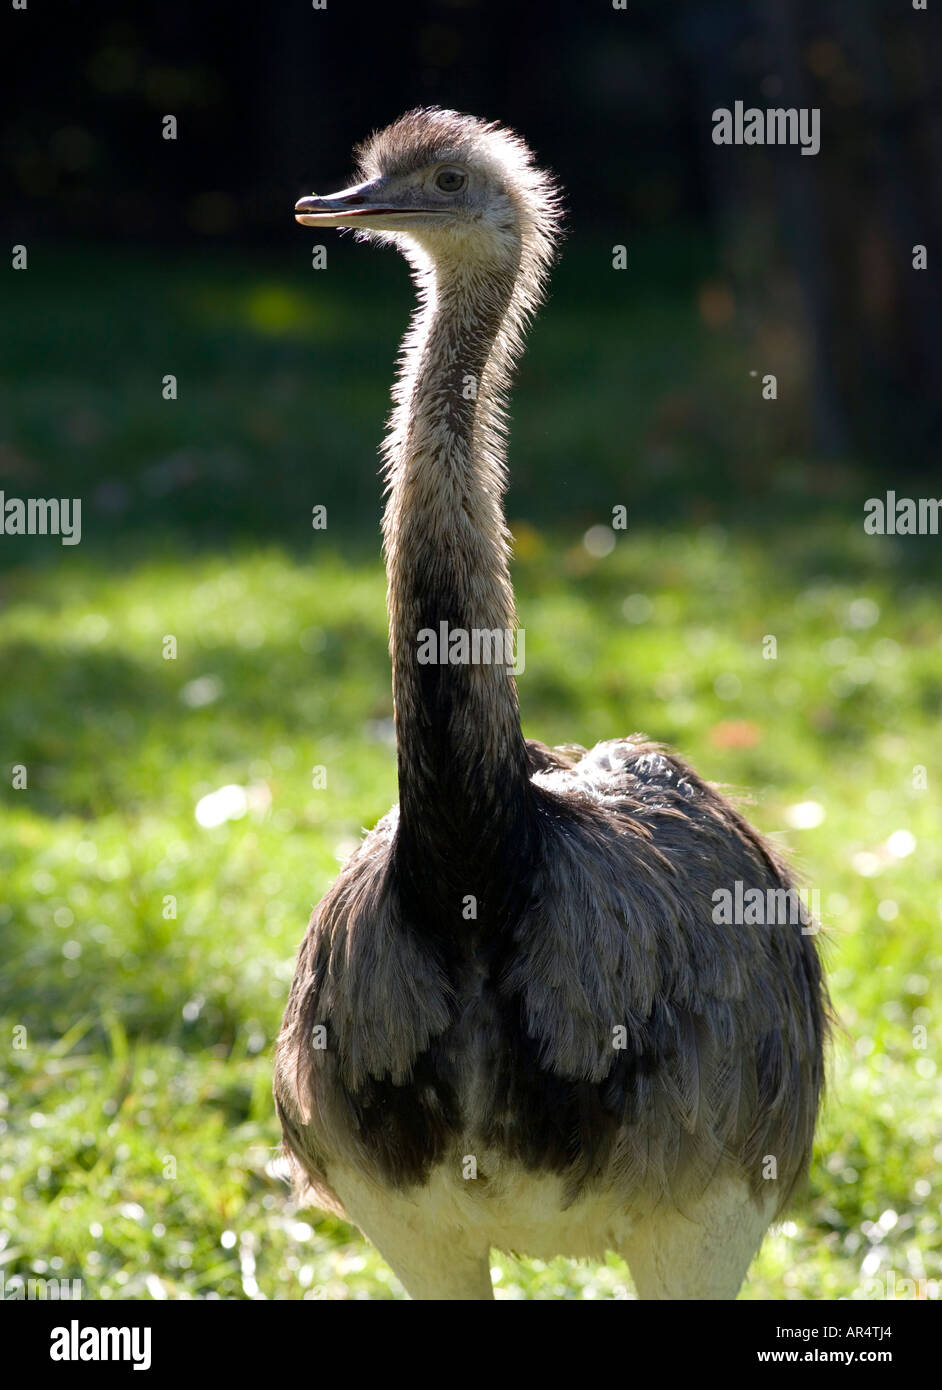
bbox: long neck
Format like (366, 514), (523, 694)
(382, 241), (534, 918)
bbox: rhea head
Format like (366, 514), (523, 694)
(294, 106), (560, 278)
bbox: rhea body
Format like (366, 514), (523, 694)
(274, 109), (828, 1299)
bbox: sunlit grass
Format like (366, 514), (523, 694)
(1, 523), (939, 1299)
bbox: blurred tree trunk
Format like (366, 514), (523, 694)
(761, 0), (847, 457)
(832, 0), (942, 468)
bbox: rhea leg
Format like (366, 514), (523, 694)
(621, 1178), (777, 1300)
(332, 1173), (494, 1300)
(365, 1228), (494, 1300)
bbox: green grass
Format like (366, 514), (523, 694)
(0, 243), (939, 1299)
(1, 535), (939, 1300)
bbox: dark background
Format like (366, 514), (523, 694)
(1, 0), (939, 551)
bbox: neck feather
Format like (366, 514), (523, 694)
(382, 238), (533, 911)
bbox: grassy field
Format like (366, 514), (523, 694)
(0, 244), (939, 1299)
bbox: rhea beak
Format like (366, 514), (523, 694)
(295, 179), (444, 230)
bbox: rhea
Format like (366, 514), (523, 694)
(275, 108), (828, 1300)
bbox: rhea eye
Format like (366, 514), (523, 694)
(435, 168), (466, 193)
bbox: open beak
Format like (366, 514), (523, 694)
(295, 180), (415, 229)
